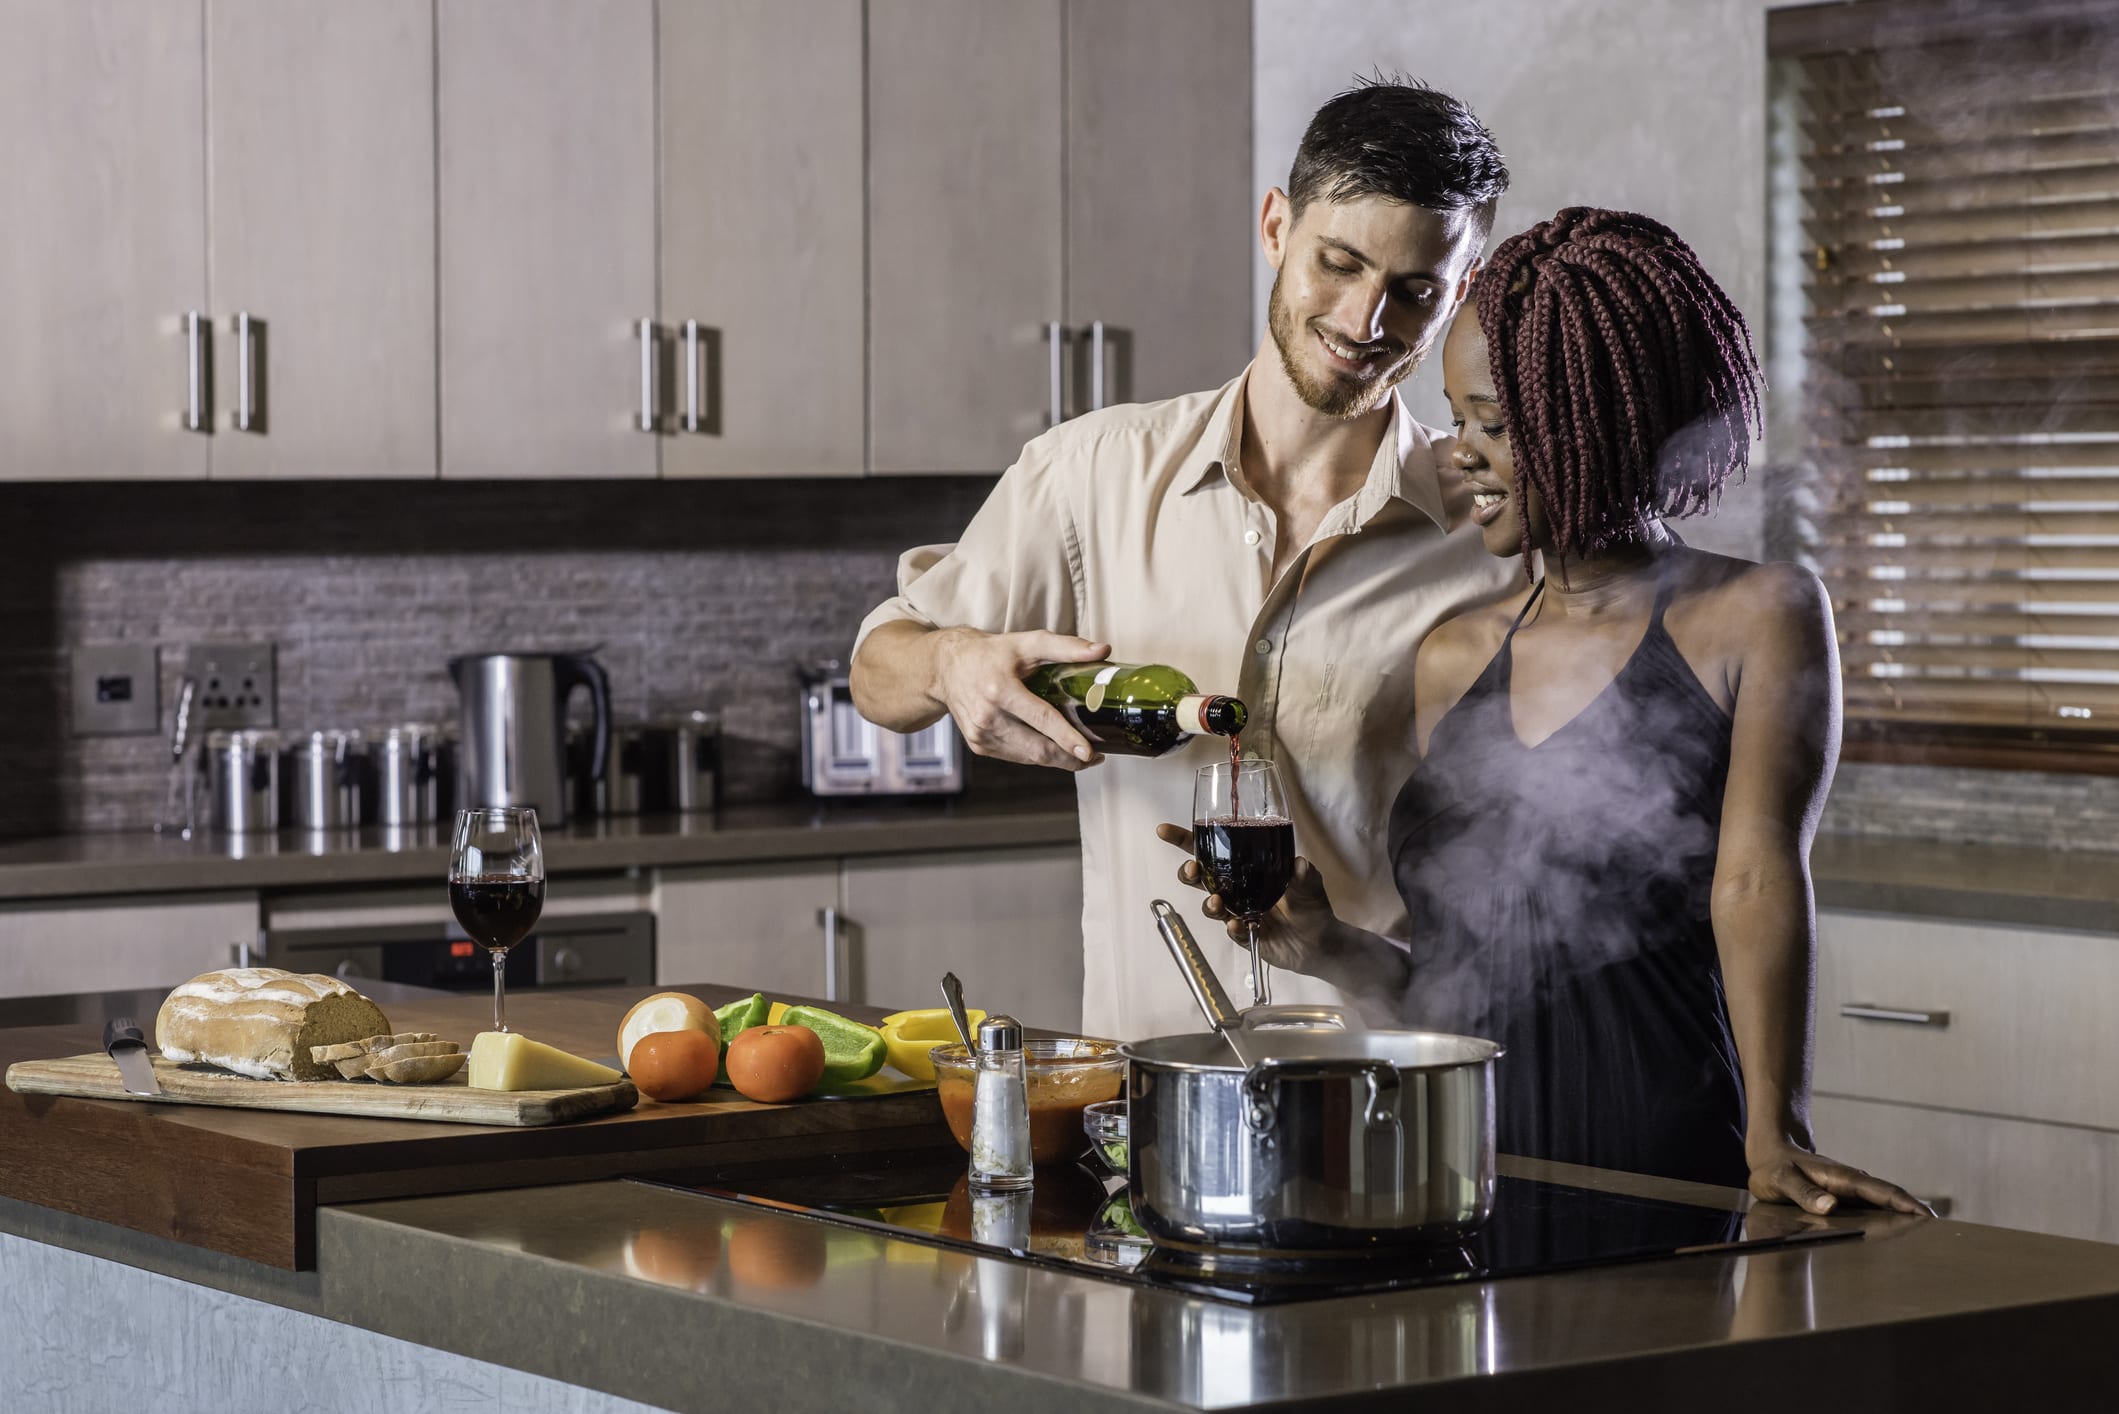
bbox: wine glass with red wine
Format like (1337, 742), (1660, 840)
(1192, 758), (1295, 1006)
(449, 806), (545, 1033)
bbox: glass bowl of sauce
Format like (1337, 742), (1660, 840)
(932, 1038), (1124, 1167)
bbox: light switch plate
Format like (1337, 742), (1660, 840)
(185, 642), (277, 729)
(70, 643), (161, 737)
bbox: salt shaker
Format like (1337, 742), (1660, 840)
(969, 1014), (1033, 1191)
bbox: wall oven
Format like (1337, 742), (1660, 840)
(261, 875), (653, 993)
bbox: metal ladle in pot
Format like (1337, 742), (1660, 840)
(1150, 900), (1266, 1070)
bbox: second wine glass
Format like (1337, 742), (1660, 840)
(1192, 758), (1295, 1006)
(448, 806), (545, 1033)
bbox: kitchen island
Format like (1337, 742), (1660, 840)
(5, 985), (2119, 1412)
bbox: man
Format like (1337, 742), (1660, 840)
(851, 80), (1518, 1040)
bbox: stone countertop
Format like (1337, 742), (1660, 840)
(6, 1155), (2119, 1412)
(1811, 833), (2119, 934)
(0, 792), (1082, 902)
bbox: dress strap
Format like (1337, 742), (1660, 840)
(1649, 568), (1680, 629)
(1503, 581), (1546, 645)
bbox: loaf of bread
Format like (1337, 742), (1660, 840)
(154, 968), (393, 1082)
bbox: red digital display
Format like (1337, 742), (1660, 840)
(450, 940), (476, 958)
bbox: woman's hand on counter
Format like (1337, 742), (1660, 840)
(1747, 1139), (1936, 1218)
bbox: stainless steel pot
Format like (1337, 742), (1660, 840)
(285, 730), (364, 831)
(1122, 900), (1502, 1256)
(649, 709), (719, 814)
(1122, 1020), (1500, 1255)
(368, 722), (440, 827)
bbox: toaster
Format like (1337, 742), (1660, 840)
(800, 662), (965, 797)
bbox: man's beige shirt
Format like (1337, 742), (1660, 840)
(857, 367), (1518, 1041)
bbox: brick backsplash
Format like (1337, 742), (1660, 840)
(0, 476), (1006, 837)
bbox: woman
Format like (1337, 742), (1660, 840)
(1164, 207), (1925, 1215)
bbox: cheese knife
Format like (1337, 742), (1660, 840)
(102, 1017), (162, 1096)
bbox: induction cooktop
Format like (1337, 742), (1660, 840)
(628, 1150), (1858, 1307)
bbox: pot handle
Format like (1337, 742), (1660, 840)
(1238, 1004), (1354, 1033)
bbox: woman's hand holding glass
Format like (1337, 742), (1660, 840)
(1153, 822), (1342, 978)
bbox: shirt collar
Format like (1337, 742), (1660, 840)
(1180, 364), (1451, 533)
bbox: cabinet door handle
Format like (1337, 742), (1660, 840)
(183, 311), (210, 432)
(1920, 1195), (1953, 1217)
(682, 319), (701, 433)
(1089, 319), (1107, 411)
(1840, 1002), (1950, 1026)
(818, 906), (845, 1002)
(1047, 320), (1065, 427)
(636, 318), (658, 432)
(232, 311), (256, 432)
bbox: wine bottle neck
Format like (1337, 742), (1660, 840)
(1175, 694), (1245, 738)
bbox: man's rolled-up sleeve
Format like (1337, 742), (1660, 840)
(853, 435), (1084, 653)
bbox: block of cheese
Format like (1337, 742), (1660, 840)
(155, 968), (393, 1082)
(467, 1031), (623, 1091)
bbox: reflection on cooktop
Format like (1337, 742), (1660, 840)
(627, 1152), (1860, 1307)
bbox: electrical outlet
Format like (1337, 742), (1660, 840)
(185, 642), (277, 729)
(70, 643), (161, 736)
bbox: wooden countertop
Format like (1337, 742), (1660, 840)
(0, 982), (952, 1269)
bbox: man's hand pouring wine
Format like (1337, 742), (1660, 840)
(933, 627), (1111, 772)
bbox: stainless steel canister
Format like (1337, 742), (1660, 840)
(368, 722), (440, 826)
(1119, 1025), (1501, 1255)
(650, 709), (719, 814)
(569, 723), (646, 818)
(285, 730), (364, 831)
(206, 729), (280, 834)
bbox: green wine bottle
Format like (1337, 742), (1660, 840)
(1023, 661), (1247, 758)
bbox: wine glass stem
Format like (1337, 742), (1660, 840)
(492, 950), (507, 1033)
(1249, 920), (1271, 1006)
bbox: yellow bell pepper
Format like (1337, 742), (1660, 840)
(878, 1007), (985, 1082)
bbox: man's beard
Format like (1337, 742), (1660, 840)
(1266, 269), (1421, 418)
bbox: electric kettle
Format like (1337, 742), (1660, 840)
(447, 651), (611, 826)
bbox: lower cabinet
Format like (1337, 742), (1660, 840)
(840, 845), (1084, 1032)
(651, 844), (1085, 1032)
(652, 860), (838, 999)
(1811, 1094), (2119, 1244)
(0, 893), (258, 999)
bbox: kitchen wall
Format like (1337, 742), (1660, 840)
(1253, 0), (2106, 852)
(0, 477), (1002, 837)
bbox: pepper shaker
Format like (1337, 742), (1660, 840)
(968, 1014), (1033, 1191)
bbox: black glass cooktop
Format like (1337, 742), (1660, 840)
(629, 1151), (1858, 1307)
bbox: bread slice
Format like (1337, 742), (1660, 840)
(311, 1032), (439, 1065)
(370, 1053), (468, 1084)
(154, 969), (392, 1082)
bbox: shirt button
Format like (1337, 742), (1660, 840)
(1254, 638), (1272, 656)
(1243, 528), (1261, 546)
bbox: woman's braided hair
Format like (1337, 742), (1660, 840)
(1474, 207), (1763, 559)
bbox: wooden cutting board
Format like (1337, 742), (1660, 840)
(5, 1053), (637, 1127)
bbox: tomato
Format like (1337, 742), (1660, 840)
(724, 1024), (827, 1103)
(628, 1028), (720, 1102)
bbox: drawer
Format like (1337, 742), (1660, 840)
(1811, 1095), (2119, 1243)
(1815, 909), (2119, 1129)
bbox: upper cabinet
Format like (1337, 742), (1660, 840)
(0, 0), (209, 481)
(0, 0), (1251, 482)
(868, 0), (1066, 476)
(207, 0), (436, 479)
(1066, 0), (1255, 410)
(438, 0), (658, 480)
(659, 0), (866, 479)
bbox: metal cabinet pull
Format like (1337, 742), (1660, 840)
(1089, 319), (1108, 411)
(1047, 320), (1065, 427)
(1839, 1002), (1950, 1026)
(183, 311), (209, 432)
(1921, 1195), (1954, 1217)
(682, 319), (701, 433)
(232, 311), (257, 432)
(635, 318), (658, 432)
(818, 906), (845, 1002)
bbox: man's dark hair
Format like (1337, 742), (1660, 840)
(1286, 77), (1510, 238)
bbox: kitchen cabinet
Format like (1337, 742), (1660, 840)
(0, 893), (258, 1000)
(205, 0), (436, 479)
(0, 0), (208, 482)
(840, 845), (1085, 1031)
(1065, 0), (1255, 411)
(867, 0), (1065, 474)
(658, 0), (865, 479)
(652, 861), (839, 1000)
(438, 0), (658, 480)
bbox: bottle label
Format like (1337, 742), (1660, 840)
(1176, 695), (1208, 736)
(1084, 664), (1123, 714)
